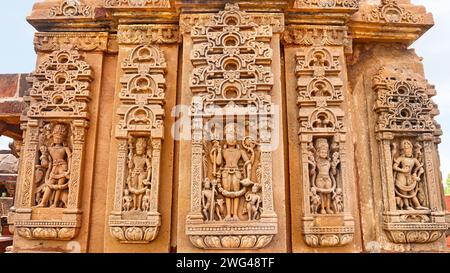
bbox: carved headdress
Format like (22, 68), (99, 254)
(315, 138), (329, 152)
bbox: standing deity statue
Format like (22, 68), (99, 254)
(310, 187), (321, 214)
(122, 189), (132, 211)
(332, 188), (344, 213)
(309, 138), (338, 214)
(201, 178), (218, 221)
(142, 189), (151, 212)
(215, 198), (226, 221)
(210, 123), (252, 221)
(35, 123), (72, 208)
(392, 139), (428, 210)
(35, 128), (51, 205)
(127, 137), (152, 211)
(245, 184), (262, 221)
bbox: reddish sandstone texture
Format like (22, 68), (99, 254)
(0, 74), (18, 98)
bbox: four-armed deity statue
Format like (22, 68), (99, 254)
(308, 138), (343, 215)
(202, 123), (263, 222)
(35, 123), (72, 208)
(125, 137), (152, 212)
(392, 139), (428, 211)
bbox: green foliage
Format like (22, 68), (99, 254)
(445, 173), (450, 196)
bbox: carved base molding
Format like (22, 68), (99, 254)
(383, 216), (448, 244)
(446, 213), (450, 237)
(302, 215), (355, 247)
(186, 218), (278, 249)
(15, 220), (80, 240)
(109, 214), (161, 243)
(7, 211), (15, 234)
(189, 235), (274, 249)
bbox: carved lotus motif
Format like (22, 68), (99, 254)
(221, 236), (241, 248)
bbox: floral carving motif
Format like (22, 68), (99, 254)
(26, 50), (92, 119)
(362, 0), (424, 24)
(34, 33), (109, 53)
(180, 9), (284, 34)
(118, 25), (180, 44)
(373, 66), (437, 133)
(105, 0), (170, 8)
(49, 0), (92, 17)
(294, 0), (359, 9)
(283, 26), (351, 49)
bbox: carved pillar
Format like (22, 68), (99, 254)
(10, 32), (109, 245)
(284, 1), (361, 250)
(372, 66), (448, 244)
(107, 24), (180, 246)
(180, 3), (286, 251)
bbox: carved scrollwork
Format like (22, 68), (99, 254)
(294, 0), (359, 9)
(186, 4), (278, 249)
(373, 65), (446, 244)
(104, 0), (170, 8)
(118, 25), (180, 45)
(49, 0), (92, 17)
(26, 50), (93, 119)
(180, 4), (284, 34)
(383, 222), (447, 244)
(362, 0), (423, 24)
(373, 66), (437, 133)
(109, 42), (166, 243)
(34, 33), (109, 53)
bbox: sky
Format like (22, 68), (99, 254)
(0, 0), (449, 184)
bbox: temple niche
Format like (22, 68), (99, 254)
(0, 0), (447, 253)
(182, 4), (282, 251)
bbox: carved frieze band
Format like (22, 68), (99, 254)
(180, 9), (285, 34)
(283, 25), (352, 53)
(373, 65), (447, 244)
(34, 32), (109, 52)
(118, 25), (181, 44)
(105, 0), (170, 8)
(294, 0), (359, 9)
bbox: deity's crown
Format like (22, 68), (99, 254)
(52, 123), (68, 136)
(400, 139), (413, 150)
(135, 137), (147, 147)
(315, 138), (329, 151)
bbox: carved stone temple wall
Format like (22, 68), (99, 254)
(1, 0), (449, 252)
